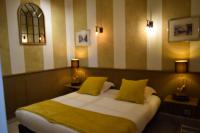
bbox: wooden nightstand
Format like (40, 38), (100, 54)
(64, 83), (81, 94)
(161, 95), (199, 118)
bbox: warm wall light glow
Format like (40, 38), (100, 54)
(96, 31), (99, 36)
(146, 26), (156, 37)
(75, 47), (88, 59)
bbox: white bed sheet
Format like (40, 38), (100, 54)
(16, 89), (161, 133)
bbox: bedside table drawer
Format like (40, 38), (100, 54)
(161, 95), (199, 118)
(162, 102), (196, 117)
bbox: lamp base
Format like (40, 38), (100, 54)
(172, 93), (189, 102)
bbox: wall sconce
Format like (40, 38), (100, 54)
(147, 20), (153, 28)
(147, 1), (153, 28)
(173, 60), (189, 101)
(96, 26), (103, 36)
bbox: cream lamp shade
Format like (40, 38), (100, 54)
(71, 59), (79, 68)
(175, 60), (188, 73)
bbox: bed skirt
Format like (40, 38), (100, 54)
(18, 124), (34, 133)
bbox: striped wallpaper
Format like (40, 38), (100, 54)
(0, 0), (200, 76)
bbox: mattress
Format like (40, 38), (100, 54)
(16, 89), (161, 133)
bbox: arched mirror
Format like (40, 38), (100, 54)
(18, 2), (46, 45)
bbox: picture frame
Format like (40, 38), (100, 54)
(75, 30), (90, 46)
(168, 17), (200, 42)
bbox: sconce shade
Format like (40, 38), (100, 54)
(99, 27), (103, 33)
(147, 20), (153, 28)
(96, 26), (103, 33)
(175, 60), (188, 73)
(71, 59), (79, 68)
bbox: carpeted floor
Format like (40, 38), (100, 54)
(144, 113), (200, 133)
(8, 118), (19, 133)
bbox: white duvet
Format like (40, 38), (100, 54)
(16, 89), (161, 133)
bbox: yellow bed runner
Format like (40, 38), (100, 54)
(19, 100), (137, 133)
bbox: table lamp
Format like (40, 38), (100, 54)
(71, 59), (79, 68)
(173, 60), (189, 101)
(71, 59), (81, 86)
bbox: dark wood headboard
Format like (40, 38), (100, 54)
(3, 67), (200, 119)
(80, 67), (200, 99)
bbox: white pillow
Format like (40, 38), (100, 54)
(144, 86), (157, 99)
(100, 81), (115, 94)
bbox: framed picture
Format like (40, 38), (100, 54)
(168, 17), (200, 42)
(75, 30), (90, 46)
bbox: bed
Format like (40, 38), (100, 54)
(16, 89), (161, 133)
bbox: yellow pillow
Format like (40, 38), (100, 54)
(78, 77), (108, 96)
(116, 79), (148, 104)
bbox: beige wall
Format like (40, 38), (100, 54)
(97, 0), (114, 68)
(22, 0), (44, 72)
(162, 0), (191, 71)
(0, 0), (200, 76)
(73, 0), (88, 67)
(125, 0), (147, 69)
(51, 0), (67, 68)
(0, 0), (68, 76)
(0, 0), (11, 75)
(73, 0), (200, 72)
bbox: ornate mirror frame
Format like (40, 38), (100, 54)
(17, 2), (46, 45)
